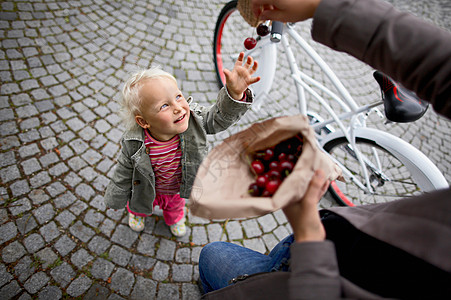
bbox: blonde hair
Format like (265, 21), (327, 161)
(120, 67), (177, 131)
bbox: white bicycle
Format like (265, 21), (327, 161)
(213, 0), (448, 206)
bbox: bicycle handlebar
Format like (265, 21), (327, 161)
(270, 21), (283, 43)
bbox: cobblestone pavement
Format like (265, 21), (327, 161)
(0, 0), (450, 299)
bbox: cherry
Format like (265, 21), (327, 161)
(248, 183), (261, 197)
(248, 133), (304, 197)
(256, 23), (270, 36)
(244, 37), (257, 50)
(280, 160), (294, 172)
(256, 175), (267, 188)
(251, 160), (265, 175)
(278, 152), (287, 161)
(269, 161), (279, 170)
(267, 169), (281, 179)
(264, 148), (274, 161)
(265, 178), (281, 195)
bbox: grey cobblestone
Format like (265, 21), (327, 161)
(0, 1), (448, 299)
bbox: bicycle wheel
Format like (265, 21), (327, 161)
(324, 137), (434, 206)
(213, 0), (276, 102)
(214, 0), (243, 87)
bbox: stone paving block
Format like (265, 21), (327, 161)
(90, 195), (107, 211)
(79, 166), (98, 182)
(157, 283), (179, 300)
(66, 275), (92, 297)
(14, 256), (35, 283)
(257, 214), (278, 233)
(53, 235), (76, 256)
(156, 239), (176, 261)
(191, 226), (208, 245)
(243, 238), (267, 254)
(129, 254), (156, 272)
(130, 276), (157, 300)
(225, 220), (243, 240)
(38, 285), (62, 300)
(0, 280), (21, 299)
(110, 267), (135, 297)
(69, 199), (88, 215)
(50, 262), (76, 288)
(24, 233), (44, 253)
(55, 210), (76, 229)
(88, 236), (111, 255)
(24, 271), (49, 294)
(10, 179), (30, 197)
(8, 198), (32, 216)
(0, 264), (13, 288)
(0, 222), (18, 245)
(91, 257), (114, 281)
(152, 261), (169, 281)
(35, 247), (58, 269)
(0, 121), (19, 136)
(21, 157), (41, 175)
(70, 220), (95, 243)
(39, 221), (60, 242)
(109, 245), (131, 267)
(182, 283), (202, 300)
(175, 248), (191, 264)
(71, 248), (94, 269)
(27, 189), (48, 205)
(111, 224), (139, 248)
(33, 203), (55, 224)
(173, 264), (193, 282)
(84, 283), (110, 300)
(2, 240), (26, 263)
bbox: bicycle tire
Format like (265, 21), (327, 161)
(323, 136), (445, 206)
(214, 0), (239, 88)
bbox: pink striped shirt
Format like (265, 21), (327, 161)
(144, 130), (182, 195)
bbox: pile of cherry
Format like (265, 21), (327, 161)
(244, 21), (270, 50)
(248, 134), (304, 197)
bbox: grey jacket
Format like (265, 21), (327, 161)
(104, 87), (253, 215)
(203, 0), (451, 298)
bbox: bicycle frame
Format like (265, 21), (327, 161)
(244, 22), (394, 194)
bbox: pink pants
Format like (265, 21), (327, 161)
(127, 194), (185, 226)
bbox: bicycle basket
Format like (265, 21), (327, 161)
(237, 0), (259, 27)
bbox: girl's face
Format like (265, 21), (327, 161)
(135, 77), (190, 141)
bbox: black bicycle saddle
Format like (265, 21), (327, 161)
(373, 71), (428, 123)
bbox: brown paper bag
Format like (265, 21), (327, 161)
(189, 114), (343, 219)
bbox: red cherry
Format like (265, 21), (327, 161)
(264, 148), (274, 161)
(256, 175), (267, 188)
(265, 178), (281, 195)
(280, 161), (294, 172)
(268, 169), (281, 180)
(278, 153), (287, 161)
(251, 160), (265, 175)
(256, 23), (270, 36)
(269, 161), (280, 171)
(244, 37), (257, 50)
(248, 182), (261, 197)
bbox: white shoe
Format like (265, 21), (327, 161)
(170, 217), (186, 237)
(128, 213), (145, 232)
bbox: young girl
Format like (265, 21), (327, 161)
(104, 53), (260, 236)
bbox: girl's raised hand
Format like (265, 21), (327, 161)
(224, 52), (260, 100)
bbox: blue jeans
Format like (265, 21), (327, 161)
(199, 234), (294, 293)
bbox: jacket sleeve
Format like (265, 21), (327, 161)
(103, 139), (133, 210)
(311, 0), (451, 119)
(289, 241), (341, 299)
(190, 87), (253, 134)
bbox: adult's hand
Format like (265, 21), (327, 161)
(251, 0), (321, 23)
(283, 169), (329, 243)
